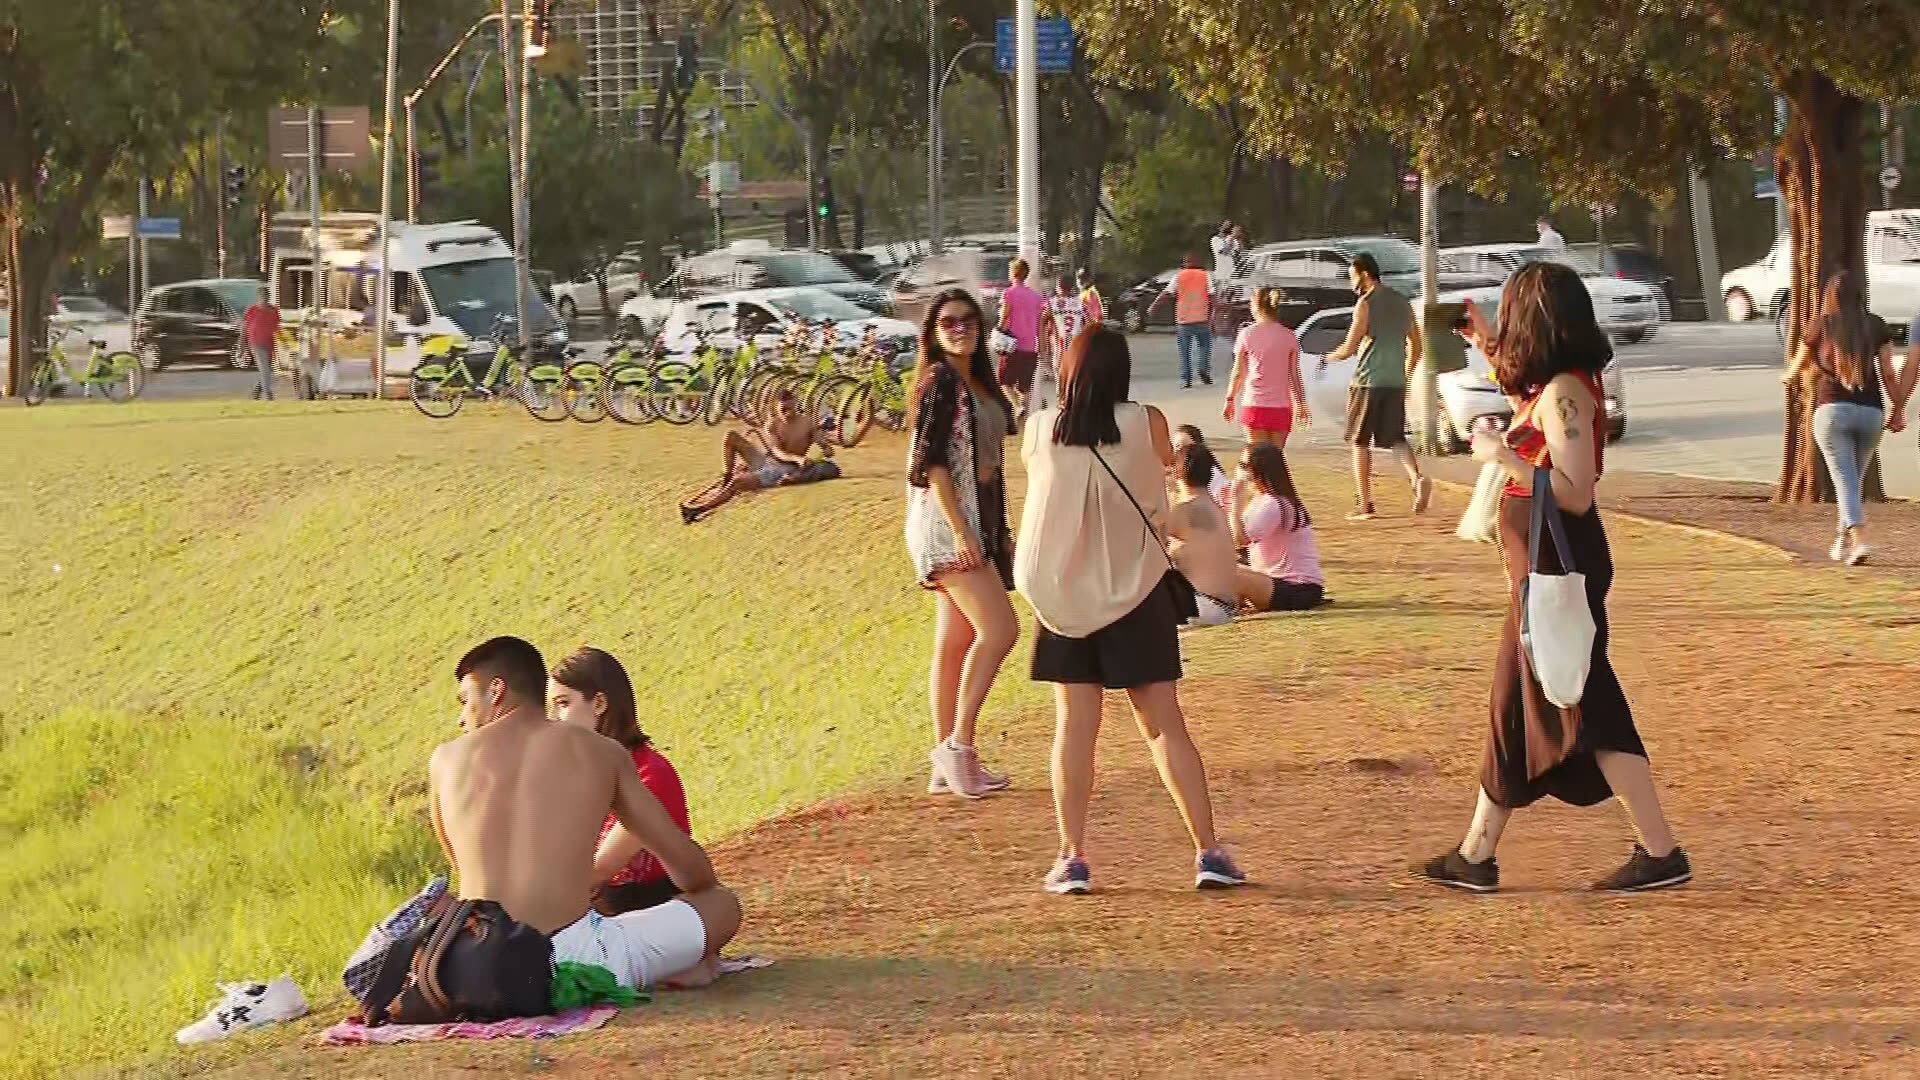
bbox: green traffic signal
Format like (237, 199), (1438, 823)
(817, 203), (829, 218)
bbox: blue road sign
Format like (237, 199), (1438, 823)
(135, 217), (182, 239)
(995, 17), (1075, 74)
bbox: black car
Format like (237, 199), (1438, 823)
(132, 278), (264, 371)
(1111, 269), (1354, 335)
(1571, 243), (1677, 319)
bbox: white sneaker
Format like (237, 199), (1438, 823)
(1830, 534), (1848, 562)
(1846, 543), (1872, 567)
(176, 975), (308, 1045)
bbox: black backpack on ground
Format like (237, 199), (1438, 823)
(356, 898), (553, 1026)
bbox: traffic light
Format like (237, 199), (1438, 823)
(674, 29), (698, 92)
(816, 175), (834, 220)
(222, 165), (248, 209)
(524, 0), (552, 58)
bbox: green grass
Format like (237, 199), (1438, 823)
(0, 399), (1046, 1079)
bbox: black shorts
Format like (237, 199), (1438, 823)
(1031, 576), (1184, 689)
(1268, 579), (1325, 611)
(998, 350), (1038, 393)
(1345, 386), (1407, 448)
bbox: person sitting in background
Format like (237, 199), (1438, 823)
(549, 646), (692, 916)
(430, 636), (740, 990)
(1172, 424), (1231, 507)
(679, 388), (838, 524)
(1167, 444), (1246, 627)
(1229, 444), (1327, 612)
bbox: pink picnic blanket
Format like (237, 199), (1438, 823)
(321, 1006), (617, 1045)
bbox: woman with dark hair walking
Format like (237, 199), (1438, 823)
(1015, 323), (1245, 895)
(1783, 272), (1910, 566)
(1417, 262), (1689, 895)
(906, 288), (1019, 799)
(548, 646), (693, 915)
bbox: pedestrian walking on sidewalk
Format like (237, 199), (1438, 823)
(996, 258), (1046, 423)
(1417, 262), (1689, 896)
(1536, 216), (1567, 253)
(1151, 255), (1214, 389)
(906, 289), (1019, 800)
(1322, 253), (1433, 519)
(1014, 324), (1245, 895)
(241, 286), (280, 401)
(1224, 286), (1309, 447)
(1783, 273), (1910, 567)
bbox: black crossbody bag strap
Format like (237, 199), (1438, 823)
(1088, 443), (1174, 571)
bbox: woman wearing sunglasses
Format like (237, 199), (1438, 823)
(906, 288), (1020, 799)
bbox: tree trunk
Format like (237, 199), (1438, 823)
(4, 179), (25, 397)
(1772, 70), (1886, 505)
(1267, 155), (1293, 241)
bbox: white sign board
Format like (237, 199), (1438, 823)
(708, 161), (741, 196)
(102, 215), (132, 240)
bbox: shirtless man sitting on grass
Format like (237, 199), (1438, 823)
(680, 388), (837, 523)
(1166, 443), (1260, 626)
(430, 636), (742, 989)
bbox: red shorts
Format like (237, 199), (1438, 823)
(1239, 404), (1293, 435)
(997, 350), (1038, 393)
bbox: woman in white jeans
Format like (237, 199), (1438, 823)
(1783, 273), (1911, 566)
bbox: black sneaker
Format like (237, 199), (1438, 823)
(1199, 374), (1214, 386)
(1591, 845), (1691, 893)
(1415, 850), (1499, 893)
(679, 504), (700, 525)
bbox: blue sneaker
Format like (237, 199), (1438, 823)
(1044, 857), (1092, 895)
(1195, 849), (1247, 890)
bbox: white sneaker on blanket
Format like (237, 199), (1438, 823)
(176, 975), (308, 1044)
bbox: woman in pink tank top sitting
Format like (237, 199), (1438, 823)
(1227, 444), (1327, 612)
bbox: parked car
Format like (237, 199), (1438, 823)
(52, 295), (134, 356)
(1440, 244), (1662, 344)
(890, 244), (1057, 326)
(1242, 235), (1502, 298)
(1294, 306), (1627, 443)
(1720, 211), (1920, 334)
(131, 278), (264, 371)
(674, 241), (894, 314)
(1111, 268), (1179, 333)
(1569, 243), (1676, 320)
(828, 249), (895, 282)
(550, 255), (648, 321)
(626, 286), (918, 357)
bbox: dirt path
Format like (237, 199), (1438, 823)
(190, 462), (1920, 1080)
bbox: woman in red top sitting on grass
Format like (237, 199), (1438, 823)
(549, 646), (693, 915)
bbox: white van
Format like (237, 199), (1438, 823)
(269, 215), (565, 390)
(1720, 210), (1920, 334)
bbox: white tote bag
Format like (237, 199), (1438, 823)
(1519, 469), (1595, 707)
(1455, 461), (1504, 544)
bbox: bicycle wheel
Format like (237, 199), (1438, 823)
(605, 362), (654, 424)
(651, 361), (703, 425)
(102, 352), (143, 402)
(410, 367), (465, 418)
(702, 369), (738, 426)
(22, 363), (50, 406)
(520, 366), (570, 422)
(833, 382), (876, 447)
(564, 360), (608, 423)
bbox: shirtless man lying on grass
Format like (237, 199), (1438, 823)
(680, 388), (838, 523)
(430, 636), (742, 989)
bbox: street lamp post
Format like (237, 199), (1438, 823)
(498, 0), (530, 350)
(374, 0), (400, 393)
(931, 41), (993, 254)
(927, 0), (938, 254)
(1013, 0), (1039, 267)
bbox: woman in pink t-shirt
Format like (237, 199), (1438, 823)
(1222, 287), (1309, 446)
(1228, 443), (1327, 612)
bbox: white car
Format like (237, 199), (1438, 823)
(1439, 244), (1661, 344)
(550, 254), (648, 322)
(1294, 306), (1627, 443)
(641, 287), (918, 357)
(1721, 210), (1920, 331)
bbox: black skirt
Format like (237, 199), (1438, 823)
(1480, 493), (1646, 809)
(1031, 575), (1184, 690)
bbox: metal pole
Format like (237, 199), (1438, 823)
(1687, 159), (1725, 322)
(1412, 173), (1443, 454)
(709, 109), (724, 249)
(405, 97), (419, 222)
(1883, 102), (1897, 210)
(927, 0), (939, 254)
(1013, 0), (1039, 267)
(214, 117), (228, 278)
(307, 106), (323, 385)
(935, 43), (993, 256)
(518, 10), (536, 342)
(464, 49), (494, 163)
(500, 0), (530, 350)
(803, 133), (817, 250)
(137, 177), (150, 300)
(131, 181), (144, 317)
(375, 0), (399, 394)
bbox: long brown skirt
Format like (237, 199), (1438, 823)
(1480, 492), (1646, 809)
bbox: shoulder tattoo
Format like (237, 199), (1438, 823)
(1554, 391), (1582, 441)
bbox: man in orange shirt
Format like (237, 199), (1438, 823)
(1151, 254), (1213, 389)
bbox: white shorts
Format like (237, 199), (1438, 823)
(550, 899), (707, 989)
(1186, 591), (1235, 627)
